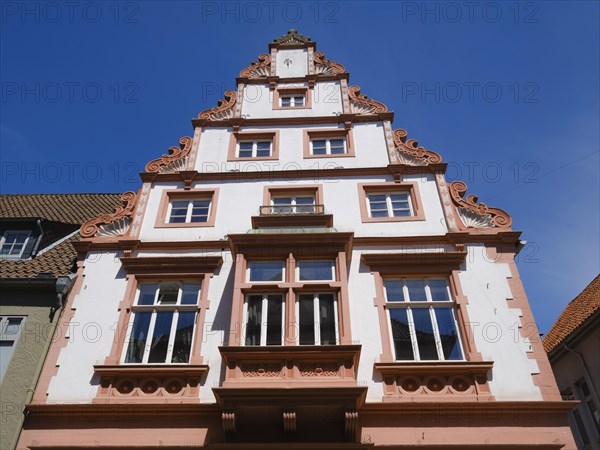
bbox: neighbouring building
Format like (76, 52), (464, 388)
(545, 275), (600, 449)
(0, 194), (121, 450)
(17, 30), (576, 449)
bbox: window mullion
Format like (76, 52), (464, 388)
(333, 295), (340, 345)
(260, 295), (268, 346)
(280, 295), (286, 345)
(314, 293), (320, 345)
(429, 306), (445, 360)
(242, 300), (249, 346)
(165, 310), (179, 363)
(406, 307), (420, 361)
(386, 194), (393, 217)
(142, 310), (158, 364)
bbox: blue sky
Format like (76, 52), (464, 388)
(1, 1), (598, 334)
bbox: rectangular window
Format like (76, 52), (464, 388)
(310, 137), (347, 156)
(384, 278), (464, 361)
(297, 293), (338, 345)
(123, 282), (200, 364)
(0, 316), (25, 383)
(168, 198), (211, 224)
(271, 195), (316, 214)
(247, 261), (285, 282)
(0, 231), (31, 258)
(576, 379), (600, 437)
(367, 192), (413, 218)
(297, 260), (335, 281)
(244, 294), (284, 346)
(280, 95), (305, 107)
(238, 140), (272, 158)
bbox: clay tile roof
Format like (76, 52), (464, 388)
(543, 275), (600, 353)
(1, 194), (122, 225)
(1, 193), (121, 279)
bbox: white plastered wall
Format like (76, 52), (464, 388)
(459, 244), (541, 400)
(46, 251), (127, 402)
(275, 48), (308, 77)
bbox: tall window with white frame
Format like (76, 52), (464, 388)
(0, 316), (25, 382)
(168, 198), (211, 224)
(384, 278), (464, 361)
(271, 194), (316, 214)
(123, 282), (200, 364)
(367, 192), (413, 218)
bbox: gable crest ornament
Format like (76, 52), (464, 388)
(449, 181), (512, 228)
(239, 53), (271, 78)
(198, 91), (237, 121)
(145, 136), (193, 173)
(392, 129), (443, 166)
(272, 29), (312, 46)
(80, 191), (137, 238)
(348, 85), (388, 114)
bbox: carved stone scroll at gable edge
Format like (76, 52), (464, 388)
(145, 136), (193, 173)
(198, 90), (237, 121)
(348, 85), (388, 114)
(80, 191), (137, 238)
(239, 53), (271, 78)
(393, 129), (443, 166)
(313, 51), (346, 75)
(449, 181), (512, 228)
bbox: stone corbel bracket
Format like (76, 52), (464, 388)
(449, 181), (512, 228)
(80, 191), (137, 238)
(313, 51), (346, 75)
(239, 53), (271, 78)
(145, 136), (193, 173)
(348, 85), (388, 115)
(198, 90), (237, 121)
(393, 129), (443, 166)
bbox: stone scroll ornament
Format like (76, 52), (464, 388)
(239, 53), (271, 78)
(449, 181), (512, 228)
(80, 191), (137, 238)
(272, 29), (313, 46)
(392, 129), (443, 166)
(348, 85), (388, 114)
(145, 136), (193, 174)
(198, 90), (237, 121)
(313, 51), (346, 75)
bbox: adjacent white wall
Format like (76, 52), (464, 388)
(275, 48), (308, 77)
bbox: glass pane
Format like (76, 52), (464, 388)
(586, 399), (600, 432)
(429, 280), (450, 301)
(406, 280), (427, 301)
(157, 283), (179, 304)
(392, 208), (411, 217)
(319, 294), (336, 345)
(384, 280), (405, 302)
(248, 261), (284, 282)
(412, 308), (438, 360)
(572, 409), (590, 445)
(181, 283), (200, 305)
(171, 311), (195, 363)
(295, 196), (316, 214)
(272, 197), (292, 214)
(138, 284), (158, 305)
(124, 312), (152, 363)
(298, 294), (315, 345)
(298, 260), (334, 281)
(579, 381), (591, 398)
(191, 199), (210, 222)
(169, 201), (188, 223)
(434, 308), (463, 360)
(5, 318), (23, 337)
(281, 97), (291, 107)
(245, 295), (262, 346)
(329, 138), (345, 154)
(256, 141), (271, 157)
(389, 309), (414, 360)
(266, 295), (283, 345)
(238, 142), (253, 157)
(147, 311), (174, 363)
(294, 96), (304, 106)
(312, 140), (327, 155)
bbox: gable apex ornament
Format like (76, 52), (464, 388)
(449, 181), (512, 228)
(393, 129), (443, 166)
(80, 191), (137, 238)
(272, 29), (313, 46)
(145, 136), (193, 173)
(348, 85), (388, 114)
(198, 90), (237, 121)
